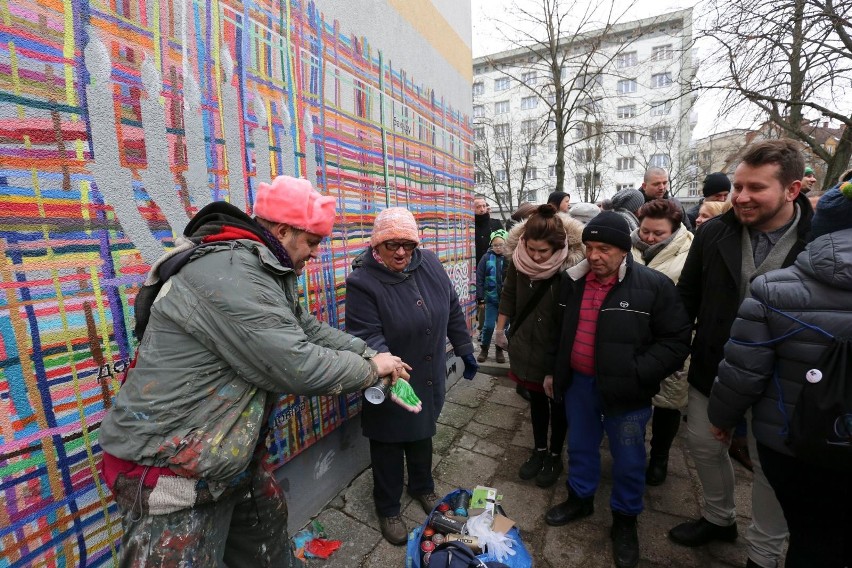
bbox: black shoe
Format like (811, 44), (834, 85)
(515, 383), (531, 401)
(668, 517), (737, 547)
(611, 511), (640, 568)
(519, 449), (546, 480)
(745, 560), (761, 568)
(545, 494), (594, 526)
(645, 455), (668, 486)
(535, 453), (563, 488)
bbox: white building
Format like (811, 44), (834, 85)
(473, 9), (696, 215)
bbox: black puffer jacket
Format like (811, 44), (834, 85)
(552, 255), (691, 415)
(709, 229), (852, 455)
(676, 194), (813, 396)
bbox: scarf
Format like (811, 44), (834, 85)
(258, 226), (294, 269)
(739, 204), (801, 302)
(512, 237), (569, 280)
(630, 228), (677, 265)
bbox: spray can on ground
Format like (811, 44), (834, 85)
(453, 491), (471, 517)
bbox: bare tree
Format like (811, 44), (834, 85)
(483, 0), (648, 194)
(473, 115), (543, 219)
(699, 0), (852, 188)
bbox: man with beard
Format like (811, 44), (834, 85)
(668, 140), (813, 568)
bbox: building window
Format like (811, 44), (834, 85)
(616, 183), (634, 191)
(473, 82), (484, 96)
(650, 153), (670, 168)
(617, 79), (637, 94)
(521, 96), (538, 110)
(617, 51), (638, 68)
(547, 92), (556, 104)
(494, 100), (510, 114)
(651, 73), (673, 88)
(576, 172), (601, 189)
(474, 127), (485, 140)
(650, 101), (672, 116)
(494, 123), (509, 137)
(575, 148), (593, 163)
(651, 44), (673, 61)
(474, 172), (486, 183)
(525, 167), (537, 181)
(616, 157), (635, 171)
(548, 140), (557, 153)
(688, 179), (699, 197)
(494, 77), (510, 91)
(473, 105), (484, 118)
(617, 131), (637, 145)
(528, 144), (537, 156)
(474, 150), (485, 162)
(650, 126), (672, 142)
(617, 105), (637, 119)
(495, 169), (508, 182)
(496, 146), (510, 160)
(522, 71), (538, 85)
(549, 164), (556, 177)
(521, 119), (537, 135)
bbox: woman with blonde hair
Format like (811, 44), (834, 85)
(695, 200), (732, 229)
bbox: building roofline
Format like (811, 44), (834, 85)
(472, 8), (693, 65)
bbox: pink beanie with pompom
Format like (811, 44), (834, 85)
(253, 176), (336, 236)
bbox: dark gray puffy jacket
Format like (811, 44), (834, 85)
(709, 228), (852, 455)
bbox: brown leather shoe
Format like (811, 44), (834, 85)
(410, 491), (441, 515)
(495, 347), (506, 364)
(477, 346), (489, 363)
(379, 514), (408, 545)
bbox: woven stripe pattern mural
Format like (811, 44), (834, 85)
(0, 0), (473, 565)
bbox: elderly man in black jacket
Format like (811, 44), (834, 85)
(669, 140), (813, 568)
(543, 212), (691, 568)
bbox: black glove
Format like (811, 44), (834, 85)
(461, 353), (479, 380)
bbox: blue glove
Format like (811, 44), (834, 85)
(461, 353), (479, 380)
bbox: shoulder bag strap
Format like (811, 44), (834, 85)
(508, 274), (556, 338)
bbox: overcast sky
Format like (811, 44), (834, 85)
(470, 0), (733, 139)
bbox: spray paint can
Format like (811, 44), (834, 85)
(364, 376), (392, 404)
(423, 527), (435, 539)
(447, 533), (481, 554)
(436, 502), (451, 514)
(431, 533), (446, 546)
(428, 511), (466, 535)
(453, 492), (471, 516)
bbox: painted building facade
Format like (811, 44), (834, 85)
(0, 1), (473, 565)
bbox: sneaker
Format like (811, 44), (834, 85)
(495, 347), (506, 364)
(379, 514), (408, 545)
(410, 491), (441, 515)
(535, 453), (563, 487)
(519, 449), (546, 480)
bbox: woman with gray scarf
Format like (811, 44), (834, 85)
(630, 199), (694, 486)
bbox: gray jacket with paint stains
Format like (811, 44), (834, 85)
(99, 239), (378, 484)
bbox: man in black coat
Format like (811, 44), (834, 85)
(685, 172), (731, 228)
(669, 140), (813, 568)
(474, 194), (504, 265)
(544, 212), (691, 568)
(641, 167), (693, 231)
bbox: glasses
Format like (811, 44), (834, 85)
(382, 241), (417, 252)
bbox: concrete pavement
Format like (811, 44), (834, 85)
(300, 360), (761, 568)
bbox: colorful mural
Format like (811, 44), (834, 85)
(0, 0), (473, 565)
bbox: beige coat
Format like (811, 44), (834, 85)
(631, 224), (693, 409)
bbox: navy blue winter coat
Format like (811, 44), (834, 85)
(345, 247), (474, 443)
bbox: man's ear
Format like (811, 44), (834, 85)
(786, 180), (802, 202)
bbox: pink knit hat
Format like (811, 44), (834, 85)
(370, 207), (420, 247)
(253, 176), (336, 236)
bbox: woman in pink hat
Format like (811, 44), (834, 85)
(344, 207), (478, 545)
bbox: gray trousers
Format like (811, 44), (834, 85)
(687, 387), (788, 568)
(117, 467), (298, 568)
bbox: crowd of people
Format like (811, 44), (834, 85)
(97, 139), (852, 568)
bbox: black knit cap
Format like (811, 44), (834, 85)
(581, 211), (631, 251)
(702, 172), (731, 198)
(547, 191), (569, 207)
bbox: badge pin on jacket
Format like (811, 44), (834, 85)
(806, 369), (823, 384)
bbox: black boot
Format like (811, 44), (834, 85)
(645, 455), (668, 486)
(611, 511), (640, 568)
(545, 492), (594, 526)
(515, 383), (531, 401)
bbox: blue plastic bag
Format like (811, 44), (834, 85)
(405, 489), (532, 568)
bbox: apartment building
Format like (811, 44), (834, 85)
(473, 9), (696, 215)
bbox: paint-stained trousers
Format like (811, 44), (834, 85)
(117, 466), (297, 568)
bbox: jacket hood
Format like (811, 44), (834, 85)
(184, 201), (267, 241)
(505, 212), (586, 270)
(797, 228), (852, 290)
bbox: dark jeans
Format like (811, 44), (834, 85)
(649, 407), (681, 460)
(529, 389), (568, 452)
(370, 437), (434, 517)
(758, 442), (852, 568)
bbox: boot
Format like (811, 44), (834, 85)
(669, 517), (738, 547)
(519, 448), (546, 480)
(515, 383), (531, 401)
(535, 452), (563, 488)
(495, 347), (506, 364)
(477, 345), (489, 363)
(545, 492), (594, 526)
(378, 514), (408, 545)
(611, 511), (640, 568)
(645, 455), (668, 486)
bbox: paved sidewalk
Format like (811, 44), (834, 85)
(301, 362), (759, 568)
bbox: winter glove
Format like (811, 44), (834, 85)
(494, 329), (508, 350)
(462, 353), (479, 380)
(390, 378), (422, 413)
